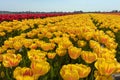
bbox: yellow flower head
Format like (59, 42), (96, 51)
(49, 37), (62, 44)
(13, 67), (34, 80)
(6, 49), (16, 54)
(60, 64), (91, 80)
(60, 37), (73, 49)
(29, 43), (38, 49)
(3, 53), (22, 67)
(47, 52), (56, 59)
(22, 39), (33, 48)
(4, 40), (13, 49)
(81, 51), (97, 64)
(100, 52), (115, 60)
(13, 41), (23, 50)
(0, 32), (6, 36)
(76, 64), (91, 78)
(60, 64), (80, 80)
(94, 70), (113, 80)
(45, 32), (53, 39)
(28, 49), (47, 62)
(95, 58), (116, 76)
(77, 40), (86, 47)
(68, 46), (81, 59)
(40, 43), (56, 51)
(56, 46), (67, 56)
(31, 61), (50, 79)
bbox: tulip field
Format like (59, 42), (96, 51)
(1, 13), (120, 80)
(0, 13), (71, 22)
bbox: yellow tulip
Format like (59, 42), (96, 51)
(60, 64), (80, 80)
(100, 36), (108, 44)
(59, 37), (73, 49)
(40, 43), (56, 51)
(13, 41), (23, 50)
(49, 37), (62, 44)
(83, 32), (93, 40)
(31, 61), (50, 79)
(53, 31), (62, 37)
(56, 47), (67, 56)
(2, 53), (22, 67)
(81, 51), (97, 64)
(4, 40), (13, 49)
(100, 52), (115, 60)
(37, 33), (44, 39)
(35, 40), (44, 47)
(106, 30), (115, 38)
(0, 48), (3, 54)
(47, 52), (56, 59)
(76, 64), (91, 78)
(115, 63), (120, 73)
(95, 58), (116, 76)
(0, 32), (5, 36)
(22, 39), (33, 48)
(60, 64), (91, 80)
(13, 67), (34, 80)
(29, 43), (38, 49)
(89, 40), (100, 50)
(68, 46), (81, 59)
(6, 49), (15, 54)
(77, 40), (86, 47)
(45, 32), (53, 38)
(94, 70), (113, 80)
(28, 49), (47, 62)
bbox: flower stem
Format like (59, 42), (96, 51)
(5, 68), (12, 80)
